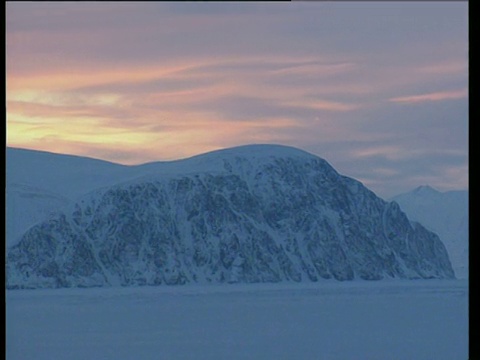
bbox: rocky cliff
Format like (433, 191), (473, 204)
(6, 145), (455, 288)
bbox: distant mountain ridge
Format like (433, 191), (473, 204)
(390, 186), (468, 278)
(6, 147), (163, 199)
(6, 145), (455, 288)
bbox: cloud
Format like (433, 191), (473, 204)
(269, 61), (356, 77)
(6, 2), (468, 197)
(415, 60), (468, 76)
(389, 89), (468, 104)
(282, 99), (360, 112)
(334, 148), (468, 199)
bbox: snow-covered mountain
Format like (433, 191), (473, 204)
(390, 186), (468, 279)
(6, 183), (70, 247)
(6, 147), (167, 200)
(6, 147), (177, 247)
(6, 145), (455, 289)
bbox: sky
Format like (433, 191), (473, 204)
(6, 2), (468, 198)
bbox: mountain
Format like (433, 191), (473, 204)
(6, 145), (455, 289)
(390, 186), (468, 279)
(6, 147), (165, 200)
(5, 147), (175, 247)
(6, 183), (70, 247)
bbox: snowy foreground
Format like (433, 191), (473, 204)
(6, 280), (468, 360)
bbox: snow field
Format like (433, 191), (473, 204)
(6, 280), (468, 360)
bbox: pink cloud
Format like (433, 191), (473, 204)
(389, 89), (468, 104)
(282, 99), (360, 112)
(269, 62), (356, 77)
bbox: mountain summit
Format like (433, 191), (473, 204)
(6, 145), (455, 288)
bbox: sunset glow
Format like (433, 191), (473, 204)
(6, 2), (468, 197)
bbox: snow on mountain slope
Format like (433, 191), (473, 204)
(6, 145), (316, 195)
(5, 144), (326, 244)
(6, 183), (70, 248)
(6, 145), (455, 289)
(6, 147), (156, 200)
(390, 186), (468, 278)
(6, 147), (155, 247)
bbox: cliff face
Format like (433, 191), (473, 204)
(6, 145), (455, 289)
(391, 186), (468, 279)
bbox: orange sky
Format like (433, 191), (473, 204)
(6, 2), (468, 197)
